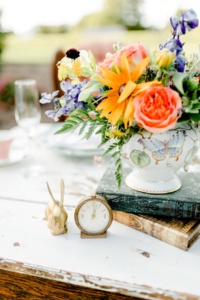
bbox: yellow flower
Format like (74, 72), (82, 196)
(58, 64), (69, 81)
(72, 60), (82, 76)
(106, 129), (125, 138)
(57, 60), (82, 81)
(156, 49), (176, 68)
(96, 54), (161, 128)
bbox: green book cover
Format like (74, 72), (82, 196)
(96, 166), (200, 219)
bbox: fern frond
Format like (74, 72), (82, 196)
(84, 121), (97, 139)
(115, 157), (123, 188)
(79, 121), (88, 135)
(103, 143), (118, 156)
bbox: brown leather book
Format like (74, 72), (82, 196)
(113, 210), (200, 251)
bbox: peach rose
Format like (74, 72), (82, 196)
(97, 42), (148, 73)
(133, 85), (182, 133)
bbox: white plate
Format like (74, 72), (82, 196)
(0, 129), (29, 167)
(38, 123), (104, 157)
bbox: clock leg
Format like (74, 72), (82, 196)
(80, 231), (107, 239)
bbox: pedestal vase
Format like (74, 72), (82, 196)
(122, 123), (200, 194)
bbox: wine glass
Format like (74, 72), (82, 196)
(14, 79), (44, 176)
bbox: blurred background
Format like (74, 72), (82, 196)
(0, 0), (200, 128)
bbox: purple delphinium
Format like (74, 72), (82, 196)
(40, 90), (59, 104)
(170, 9), (199, 37)
(39, 80), (87, 122)
(160, 38), (184, 56)
(159, 8), (199, 72)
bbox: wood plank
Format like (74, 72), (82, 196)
(0, 259), (199, 300)
(0, 269), (141, 300)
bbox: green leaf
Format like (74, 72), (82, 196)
(84, 121), (97, 139)
(69, 115), (83, 122)
(79, 122), (88, 135)
(81, 67), (92, 77)
(98, 138), (109, 147)
(54, 115), (83, 134)
(192, 103), (200, 109)
(172, 72), (188, 94)
(112, 151), (120, 159)
(55, 123), (76, 134)
(103, 143), (118, 156)
(95, 128), (102, 135)
(189, 114), (200, 122)
(78, 80), (103, 102)
(78, 109), (90, 118)
(130, 150), (151, 167)
(88, 50), (97, 70)
(115, 171), (122, 189)
(63, 120), (78, 125)
(115, 158), (123, 188)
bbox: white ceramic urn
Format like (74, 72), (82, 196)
(122, 123), (200, 194)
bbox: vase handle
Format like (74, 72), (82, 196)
(193, 154), (200, 164)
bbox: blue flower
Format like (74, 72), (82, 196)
(59, 80), (87, 113)
(60, 80), (72, 93)
(174, 56), (186, 72)
(39, 91), (59, 104)
(160, 38), (184, 55)
(45, 109), (63, 121)
(170, 8), (199, 36)
(42, 80), (87, 121)
(183, 9), (199, 31)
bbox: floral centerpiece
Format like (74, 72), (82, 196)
(40, 9), (200, 189)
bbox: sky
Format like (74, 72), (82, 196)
(0, 0), (103, 34)
(1, 0), (200, 35)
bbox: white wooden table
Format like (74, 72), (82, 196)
(0, 124), (200, 300)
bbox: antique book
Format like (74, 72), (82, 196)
(96, 166), (200, 219)
(113, 210), (200, 251)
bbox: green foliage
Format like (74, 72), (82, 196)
(0, 80), (15, 110)
(172, 72), (188, 94)
(114, 153), (123, 188)
(78, 80), (102, 102)
(38, 25), (69, 34)
(55, 107), (130, 187)
(73, 0), (146, 30)
(120, 0), (146, 30)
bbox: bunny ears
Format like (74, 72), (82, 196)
(46, 178), (65, 207)
(45, 178), (68, 235)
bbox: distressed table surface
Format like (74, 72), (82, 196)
(0, 124), (200, 300)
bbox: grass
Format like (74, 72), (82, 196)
(2, 27), (200, 64)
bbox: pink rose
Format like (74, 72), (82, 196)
(97, 54), (117, 71)
(114, 43), (148, 70)
(133, 85), (182, 133)
(97, 42), (148, 73)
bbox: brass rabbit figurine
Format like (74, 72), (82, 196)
(45, 178), (68, 235)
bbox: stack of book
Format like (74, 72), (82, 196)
(96, 166), (200, 251)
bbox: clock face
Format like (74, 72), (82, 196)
(75, 198), (112, 235)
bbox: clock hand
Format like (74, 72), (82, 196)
(92, 204), (98, 219)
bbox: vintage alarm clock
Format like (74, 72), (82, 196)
(74, 194), (113, 238)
